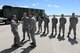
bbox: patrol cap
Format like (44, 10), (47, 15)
(30, 12), (34, 16)
(72, 12), (75, 15)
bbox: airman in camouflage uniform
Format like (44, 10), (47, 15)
(67, 13), (78, 39)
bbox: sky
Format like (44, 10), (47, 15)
(0, 0), (80, 15)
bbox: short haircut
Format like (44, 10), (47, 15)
(30, 12), (34, 15)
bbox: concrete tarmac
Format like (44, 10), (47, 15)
(0, 17), (80, 53)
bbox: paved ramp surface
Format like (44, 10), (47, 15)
(0, 17), (80, 53)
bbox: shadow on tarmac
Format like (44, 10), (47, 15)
(40, 33), (48, 37)
(0, 47), (18, 53)
(49, 33), (56, 39)
(68, 36), (78, 45)
(21, 46), (35, 53)
(0, 40), (30, 53)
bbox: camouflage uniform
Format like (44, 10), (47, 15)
(21, 16), (30, 40)
(59, 17), (66, 36)
(10, 20), (20, 45)
(68, 16), (78, 39)
(38, 16), (43, 32)
(43, 17), (50, 34)
(29, 16), (36, 45)
(52, 17), (58, 35)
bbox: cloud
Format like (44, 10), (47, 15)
(18, 6), (29, 8)
(32, 4), (36, 6)
(0, 6), (2, 9)
(53, 5), (59, 8)
(48, 4), (59, 8)
(48, 4), (52, 7)
(32, 3), (39, 6)
(36, 3), (39, 5)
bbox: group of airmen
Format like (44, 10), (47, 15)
(10, 12), (78, 48)
(10, 12), (36, 48)
(37, 13), (78, 39)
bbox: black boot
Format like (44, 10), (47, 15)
(51, 33), (53, 35)
(58, 34), (60, 37)
(43, 32), (45, 34)
(30, 42), (36, 48)
(67, 33), (70, 38)
(74, 36), (76, 40)
(62, 35), (64, 37)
